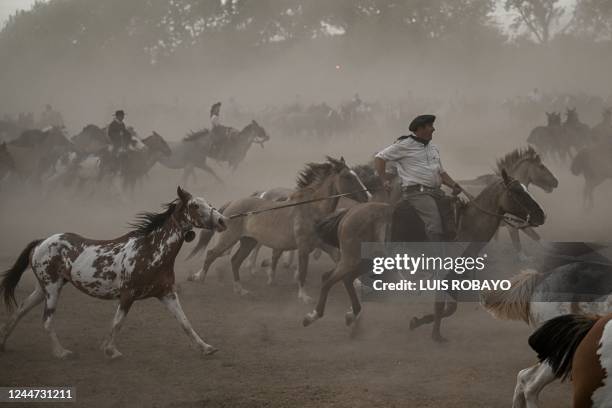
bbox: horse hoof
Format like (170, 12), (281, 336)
(345, 312), (356, 326)
(57, 349), (75, 360)
(103, 347), (123, 360)
(203, 346), (218, 356)
(302, 317), (313, 327)
(187, 275), (196, 282)
(409, 317), (419, 331)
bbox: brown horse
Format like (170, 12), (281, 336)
(304, 170), (545, 342)
(187, 156), (370, 303)
(0, 187), (227, 359)
(529, 313), (612, 407)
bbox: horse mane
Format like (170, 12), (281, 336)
(296, 156), (345, 190)
(528, 314), (599, 381)
(183, 129), (209, 142)
(495, 146), (540, 175)
(129, 201), (178, 235)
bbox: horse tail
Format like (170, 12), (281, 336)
(481, 269), (542, 325)
(0, 239), (42, 311)
(185, 201), (231, 260)
(528, 314), (598, 381)
(315, 209), (350, 248)
(570, 149), (588, 176)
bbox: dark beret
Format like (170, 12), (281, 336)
(409, 114), (436, 132)
(114, 110), (125, 117)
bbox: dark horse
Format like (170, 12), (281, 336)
(0, 187), (227, 359)
(160, 120), (270, 184)
(306, 170), (545, 342)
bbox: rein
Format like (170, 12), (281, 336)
(460, 181), (532, 229)
(226, 188), (370, 220)
(225, 179), (535, 229)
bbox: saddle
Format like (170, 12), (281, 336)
(389, 194), (463, 242)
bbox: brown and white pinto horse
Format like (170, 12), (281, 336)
(529, 313), (612, 407)
(0, 187), (227, 359)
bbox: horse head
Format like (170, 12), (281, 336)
(244, 120), (270, 147)
(176, 186), (227, 233)
(499, 169), (546, 227)
(522, 150), (559, 193)
(565, 107), (579, 124)
(327, 156), (370, 203)
(144, 131), (172, 157)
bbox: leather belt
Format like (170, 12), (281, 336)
(401, 184), (440, 193)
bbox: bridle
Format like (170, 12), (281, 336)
(171, 204), (220, 242)
(464, 179), (535, 229)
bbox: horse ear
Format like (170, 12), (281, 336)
(340, 156), (345, 164)
(501, 168), (510, 185)
(177, 186), (192, 203)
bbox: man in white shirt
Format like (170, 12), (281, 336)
(374, 114), (461, 241)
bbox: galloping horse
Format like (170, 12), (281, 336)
(187, 156), (370, 303)
(0, 187), (227, 359)
(305, 170), (545, 342)
(460, 146), (558, 260)
(529, 313), (612, 407)
(527, 112), (564, 162)
(571, 142), (612, 209)
(161, 120), (269, 184)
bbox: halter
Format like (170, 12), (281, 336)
(172, 202), (220, 242)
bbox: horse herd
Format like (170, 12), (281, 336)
(0, 120), (269, 195)
(527, 108), (612, 208)
(0, 122), (610, 406)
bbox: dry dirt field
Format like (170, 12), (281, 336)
(1, 126), (609, 408)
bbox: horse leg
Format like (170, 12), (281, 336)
(508, 227), (529, 261)
(196, 161), (224, 184)
(230, 238), (258, 295)
(431, 298), (458, 343)
(244, 243), (261, 276)
(296, 249), (312, 303)
(100, 294), (134, 359)
(0, 282), (45, 351)
(267, 249), (283, 286)
(189, 232), (239, 281)
(42, 279), (73, 359)
(303, 263), (353, 326)
(512, 362), (556, 408)
(159, 291), (217, 355)
(584, 178), (602, 210)
(181, 166), (194, 186)
(320, 243), (340, 263)
(343, 274), (363, 327)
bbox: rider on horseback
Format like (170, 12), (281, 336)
(374, 114), (462, 241)
(105, 110), (142, 177)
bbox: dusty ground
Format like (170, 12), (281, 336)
(1, 114), (609, 407)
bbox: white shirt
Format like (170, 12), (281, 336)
(375, 136), (444, 188)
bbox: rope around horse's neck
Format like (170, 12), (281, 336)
(226, 188), (370, 219)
